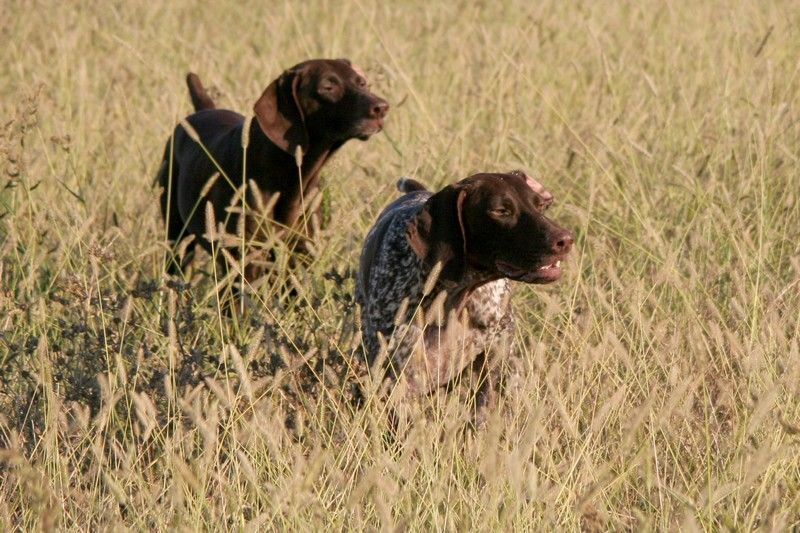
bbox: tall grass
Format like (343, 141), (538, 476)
(1, 0), (799, 529)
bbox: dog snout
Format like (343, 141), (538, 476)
(549, 228), (574, 255)
(369, 98), (389, 119)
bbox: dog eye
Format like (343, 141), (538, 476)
(490, 207), (511, 217)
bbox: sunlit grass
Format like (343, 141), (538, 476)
(1, 0), (799, 529)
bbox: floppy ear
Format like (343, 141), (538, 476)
(406, 184), (468, 282)
(253, 67), (310, 155)
(509, 169), (553, 210)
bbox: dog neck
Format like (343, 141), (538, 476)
(434, 266), (502, 318)
(246, 119), (342, 230)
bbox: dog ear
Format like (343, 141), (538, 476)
(253, 66), (310, 155)
(509, 169), (553, 210)
(407, 184), (468, 282)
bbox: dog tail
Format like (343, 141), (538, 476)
(396, 176), (428, 193)
(186, 73), (215, 111)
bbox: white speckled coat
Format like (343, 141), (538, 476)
(356, 191), (515, 397)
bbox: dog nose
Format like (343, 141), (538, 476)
(370, 99), (389, 119)
(550, 229), (574, 254)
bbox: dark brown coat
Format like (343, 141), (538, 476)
(156, 58), (389, 291)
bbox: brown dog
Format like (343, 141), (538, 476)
(156, 58), (389, 294)
(356, 171), (573, 418)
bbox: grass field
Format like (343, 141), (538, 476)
(2, 0), (800, 529)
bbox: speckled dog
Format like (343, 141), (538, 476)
(356, 171), (573, 413)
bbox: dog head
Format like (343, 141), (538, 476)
(407, 170), (573, 284)
(254, 58), (389, 155)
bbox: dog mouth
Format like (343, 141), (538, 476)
(495, 258), (564, 284)
(355, 118), (384, 139)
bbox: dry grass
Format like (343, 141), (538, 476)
(2, 0), (800, 529)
